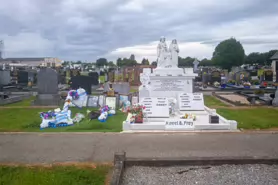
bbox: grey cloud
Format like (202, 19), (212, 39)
(0, 0), (278, 60)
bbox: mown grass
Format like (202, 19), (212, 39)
(0, 164), (111, 185)
(217, 108), (278, 129)
(204, 95), (229, 107)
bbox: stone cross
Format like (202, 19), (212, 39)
(193, 59), (199, 72)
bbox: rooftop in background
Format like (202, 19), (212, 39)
(270, 51), (278, 60)
(0, 57), (62, 67)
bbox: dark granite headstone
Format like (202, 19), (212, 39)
(210, 70), (221, 83)
(71, 75), (96, 94)
(34, 68), (60, 106)
(88, 72), (99, 85)
(264, 70), (273, 81)
(17, 71), (29, 84)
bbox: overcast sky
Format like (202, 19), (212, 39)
(0, 0), (278, 62)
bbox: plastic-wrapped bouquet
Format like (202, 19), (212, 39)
(69, 90), (79, 100)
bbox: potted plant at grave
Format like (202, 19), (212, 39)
(127, 104), (145, 123)
(254, 89), (265, 97)
(251, 79), (260, 86)
(227, 80), (236, 85)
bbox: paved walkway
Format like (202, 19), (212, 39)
(0, 133), (278, 164)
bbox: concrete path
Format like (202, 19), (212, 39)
(0, 133), (278, 164)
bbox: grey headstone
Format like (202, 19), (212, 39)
(34, 68), (60, 106)
(272, 89), (278, 107)
(0, 71), (10, 85)
(37, 68), (58, 94)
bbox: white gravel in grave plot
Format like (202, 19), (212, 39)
(121, 164), (278, 185)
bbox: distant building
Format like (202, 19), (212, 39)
(0, 57), (62, 67)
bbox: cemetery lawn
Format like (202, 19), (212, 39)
(0, 107), (126, 132)
(204, 95), (229, 107)
(217, 108), (278, 129)
(0, 164), (111, 185)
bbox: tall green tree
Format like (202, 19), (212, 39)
(151, 61), (157, 66)
(199, 58), (213, 66)
(96, 58), (108, 67)
(141, 58), (150, 65)
(212, 38), (245, 70)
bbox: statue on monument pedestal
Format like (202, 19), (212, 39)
(157, 37), (179, 68)
(157, 37), (169, 68)
(169, 39), (179, 68)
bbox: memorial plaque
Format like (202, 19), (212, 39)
(178, 93), (204, 111)
(141, 97), (169, 118)
(106, 97), (116, 110)
(132, 96), (138, 105)
(98, 95), (105, 107)
(165, 119), (194, 130)
(87, 95), (98, 107)
(152, 79), (185, 91)
(119, 95), (129, 107)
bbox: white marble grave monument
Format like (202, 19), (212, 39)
(123, 37), (238, 132)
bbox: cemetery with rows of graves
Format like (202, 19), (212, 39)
(0, 36), (278, 185)
(0, 37), (278, 132)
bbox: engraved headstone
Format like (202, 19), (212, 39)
(141, 97), (169, 118)
(37, 68), (58, 94)
(35, 68), (60, 106)
(178, 93), (204, 111)
(0, 71), (10, 85)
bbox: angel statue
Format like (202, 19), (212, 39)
(157, 36), (169, 67)
(169, 39), (179, 68)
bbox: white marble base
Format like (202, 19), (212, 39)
(153, 67), (184, 75)
(122, 106), (238, 132)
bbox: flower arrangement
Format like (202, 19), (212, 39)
(251, 79), (260, 85)
(181, 113), (196, 121)
(227, 80), (236, 85)
(100, 105), (110, 113)
(69, 90), (79, 100)
(40, 111), (56, 119)
(127, 104), (146, 123)
(214, 81), (220, 87)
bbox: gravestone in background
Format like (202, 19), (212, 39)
(34, 68), (60, 106)
(104, 82), (130, 95)
(264, 70), (273, 81)
(0, 71), (11, 85)
(210, 70), (221, 83)
(108, 71), (115, 82)
(272, 89), (278, 107)
(71, 75), (97, 94)
(88, 72), (99, 85)
(17, 71), (29, 84)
